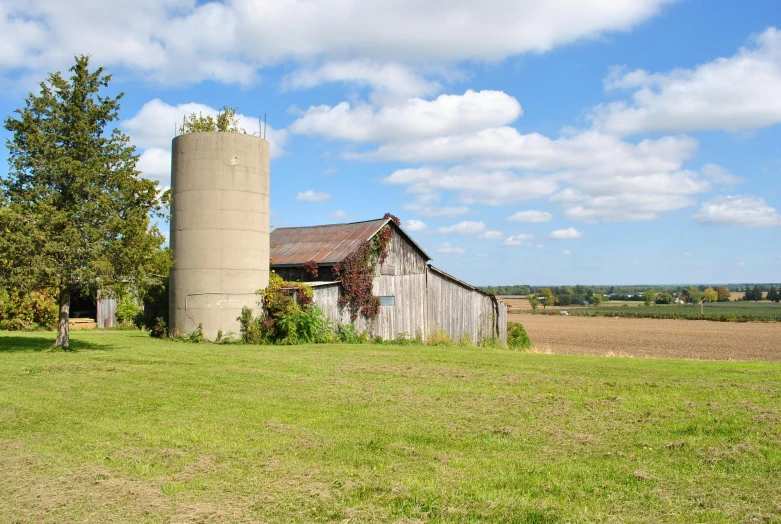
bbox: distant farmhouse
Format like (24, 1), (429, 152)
(271, 217), (507, 344)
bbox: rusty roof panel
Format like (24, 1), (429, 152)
(270, 218), (389, 265)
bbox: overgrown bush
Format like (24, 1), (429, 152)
(507, 322), (531, 350)
(238, 272), (336, 345)
(0, 288), (58, 330)
(116, 294), (142, 325)
(134, 278), (169, 337)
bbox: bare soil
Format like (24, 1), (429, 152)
(512, 313), (781, 361)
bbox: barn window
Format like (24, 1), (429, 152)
(380, 296), (395, 306)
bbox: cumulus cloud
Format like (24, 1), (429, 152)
(693, 195), (781, 227)
(330, 210), (350, 219)
(402, 219), (429, 232)
(296, 190), (331, 202)
(437, 242), (467, 255)
(591, 27), (781, 135)
(437, 221), (485, 234)
(122, 99), (288, 185)
(562, 249), (572, 256)
(0, 0), (675, 84)
(701, 164), (742, 185)
(549, 227), (584, 239)
(283, 60), (441, 98)
(503, 233), (533, 246)
(508, 210), (553, 223)
(385, 166), (559, 206)
(479, 230), (504, 240)
(290, 90), (522, 143)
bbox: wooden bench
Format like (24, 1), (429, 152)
(69, 318), (97, 330)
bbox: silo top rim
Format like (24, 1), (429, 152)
(172, 131), (269, 144)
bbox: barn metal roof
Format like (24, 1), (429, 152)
(270, 217), (431, 266)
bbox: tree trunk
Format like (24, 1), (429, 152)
(55, 288), (70, 349)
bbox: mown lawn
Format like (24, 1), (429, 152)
(0, 331), (779, 523)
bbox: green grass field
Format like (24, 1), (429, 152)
(1, 330), (780, 523)
(519, 301), (781, 322)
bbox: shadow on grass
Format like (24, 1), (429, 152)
(0, 335), (108, 353)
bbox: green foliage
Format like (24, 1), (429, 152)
(642, 289), (656, 306)
(134, 278), (169, 337)
(767, 285), (780, 303)
(1, 55), (171, 347)
(179, 106), (244, 134)
(703, 287), (719, 303)
(0, 288), (58, 330)
(590, 294), (603, 307)
(336, 323), (368, 344)
(507, 322), (531, 350)
(527, 294), (539, 310)
(743, 286), (764, 301)
(115, 294), (141, 325)
(238, 273), (335, 345)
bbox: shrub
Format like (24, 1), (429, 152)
(428, 328), (452, 346)
(116, 294), (142, 325)
(507, 322), (531, 350)
(0, 288), (58, 330)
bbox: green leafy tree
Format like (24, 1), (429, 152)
(714, 286), (731, 302)
(1, 56), (171, 348)
(687, 286), (703, 304)
(703, 288), (718, 303)
(527, 294), (539, 310)
(642, 289), (656, 306)
(179, 106), (244, 134)
(590, 294), (603, 307)
(540, 288), (555, 309)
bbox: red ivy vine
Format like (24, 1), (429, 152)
(332, 219), (395, 322)
(303, 259), (319, 279)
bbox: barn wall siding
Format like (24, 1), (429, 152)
(97, 295), (117, 328)
(301, 224), (507, 345)
(426, 268), (505, 344)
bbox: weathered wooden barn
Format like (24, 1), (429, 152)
(271, 217), (507, 344)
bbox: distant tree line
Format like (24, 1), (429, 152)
(480, 283), (781, 306)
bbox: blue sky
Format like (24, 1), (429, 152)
(1, 0), (779, 285)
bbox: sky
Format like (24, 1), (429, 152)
(1, 0), (779, 286)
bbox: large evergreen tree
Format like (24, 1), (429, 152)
(1, 56), (170, 348)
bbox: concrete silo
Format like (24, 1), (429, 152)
(169, 132), (270, 340)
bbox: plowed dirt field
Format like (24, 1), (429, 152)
(512, 313), (781, 361)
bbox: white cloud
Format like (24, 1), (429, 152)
(693, 195), (781, 227)
(385, 166), (559, 206)
(436, 242), (467, 255)
(479, 230), (504, 240)
(536, 244), (545, 249)
(701, 164), (742, 185)
(330, 210), (350, 219)
(0, 0), (675, 85)
(402, 219), (429, 232)
(296, 190), (331, 202)
(401, 202), (470, 217)
(508, 210), (553, 223)
(122, 99), (288, 185)
(437, 221), (485, 234)
(549, 227), (584, 239)
(503, 233), (533, 246)
(591, 27), (781, 135)
(290, 90), (522, 143)
(562, 249), (572, 256)
(283, 60), (441, 98)
(563, 193), (696, 222)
